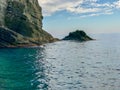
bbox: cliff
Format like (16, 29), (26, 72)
(0, 0), (56, 48)
(63, 30), (93, 41)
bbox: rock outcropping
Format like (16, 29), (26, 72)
(0, 0), (56, 48)
(63, 30), (93, 41)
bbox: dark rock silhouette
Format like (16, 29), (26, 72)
(63, 30), (93, 41)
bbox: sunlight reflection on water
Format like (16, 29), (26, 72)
(0, 34), (120, 90)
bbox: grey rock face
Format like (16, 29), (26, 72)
(0, 0), (56, 48)
(0, 0), (7, 26)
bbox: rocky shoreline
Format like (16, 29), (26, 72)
(0, 0), (93, 48)
(0, 0), (58, 48)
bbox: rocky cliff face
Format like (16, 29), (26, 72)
(0, 0), (56, 47)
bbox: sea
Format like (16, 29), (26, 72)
(0, 34), (120, 90)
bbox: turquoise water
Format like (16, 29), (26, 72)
(0, 34), (120, 90)
(0, 47), (47, 90)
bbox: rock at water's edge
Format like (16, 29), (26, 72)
(0, 0), (57, 48)
(63, 30), (93, 41)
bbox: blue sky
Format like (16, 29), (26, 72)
(39, 0), (120, 38)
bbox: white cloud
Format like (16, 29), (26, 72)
(80, 11), (113, 18)
(38, 0), (120, 17)
(66, 7), (100, 14)
(38, 0), (83, 16)
(114, 0), (120, 8)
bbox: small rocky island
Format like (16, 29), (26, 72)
(63, 30), (93, 41)
(0, 0), (57, 48)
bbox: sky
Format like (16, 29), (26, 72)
(38, 0), (120, 38)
